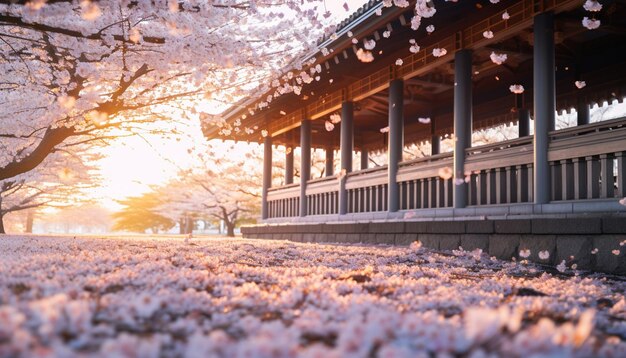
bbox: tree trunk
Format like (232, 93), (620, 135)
(179, 218), (185, 234)
(0, 214), (5, 234)
(25, 211), (34, 233)
(226, 222), (235, 237)
(185, 217), (193, 235)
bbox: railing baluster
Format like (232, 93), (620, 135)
(325, 193), (330, 215)
(573, 158), (587, 200)
(467, 173), (476, 205)
(419, 180), (425, 208)
(495, 168), (506, 204)
(506, 166), (516, 204)
(435, 179), (443, 208)
(381, 185), (386, 211)
(427, 178), (428, 208)
(586, 155), (600, 199)
(479, 171), (487, 205)
(487, 169), (496, 204)
(551, 161), (561, 201)
(617, 152), (626, 198)
(443, 180), (448, 207)
(527, 164), (534, 203)
(561, 159), (574, 200)
(516, 165), (527, 203)
(600, 154), (615, 198)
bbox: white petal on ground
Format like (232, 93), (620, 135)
(0, 236), (623, 357)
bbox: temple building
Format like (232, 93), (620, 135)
(203, 0), (626, 273)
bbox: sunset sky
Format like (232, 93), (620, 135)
(94, 1), (369, 209)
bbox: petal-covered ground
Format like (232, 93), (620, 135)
(0, 235), (625, 357)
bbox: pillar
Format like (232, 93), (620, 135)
(388, 79), (404, 212)
(453, 49), (473, 208)
(300, 119), (311, 217)
(518, 109), (530, 137)
(325, 147), (334, 177)
(261, 135), (272, 220)
(360, 149), (369, 170)
(577, 101), (590, 126)
(431, 136), (440, 155)
(533, 12), (556, 204)
(339, 101), (354, 215)
(285, 146), (294, 185)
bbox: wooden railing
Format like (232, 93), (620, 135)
(465, 136), (534, 205)
(306, 176), (339, 216)
(548, 117), (626, 201)
(346, 166), (389, 213)
(397, 153), (454, 210)
(267, 184), (299, 218)
(266, 118), (626, 218)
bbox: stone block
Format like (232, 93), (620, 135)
(592, 235), (626, 275)
(301, 233), (316, 243)
(488, 235), (521, 260)
(404, 222), (430, 233)
(602, 218), (626, 234)
(532, 218), (601, 235)
(369, 222), (405, 233)
(417, 234), (440, 250)
(429, 221), (465, 234)
(508, 204), (534, 215)
(465, 221), (494, 234)
(240, 226), (255, 234)
(519, 235), (557, 264)
(395, 233), (418, 246)
(375, 233), (396, 245)
(323, 224), (340, 233)
(461, 234), (489, 251)
(334, 234), (348, 243)
(360, 234), (378, 244)
(438, 235), (462, 251)
(494, 220), (531, 234)
(555, 236), (593, 270)
(324, 233), (337, 243)
(313, 233), (327, 243)
(345, 234), (362, 244)
(354, 223), (371, 233)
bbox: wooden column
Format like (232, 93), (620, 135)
(325, 147), (334, 177)
(285, 146), (294, 185)
(431, 120), (440, 155)
(577, 101), (590, 126)
(453, 49), (473, 208)
(261, 135), (272, 220)
(300, 119), (311, 217)
(339, 101), (354, 215)
(533, 12), (556, 204)
(360, 149), (369, 170)
(388, 79), (404, 212)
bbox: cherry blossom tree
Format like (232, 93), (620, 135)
(0, 146), (99, 234)
(0, 0), (333, 184)
(155, 142), (263, 237)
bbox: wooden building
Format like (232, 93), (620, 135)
(203, 0), (626, 273)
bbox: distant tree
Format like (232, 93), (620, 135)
(156, 142), (262, 237)
(0, 147), (98, 234)
(112, 192), (175, 234)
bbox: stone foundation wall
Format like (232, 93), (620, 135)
(241, 218), (626, 275)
